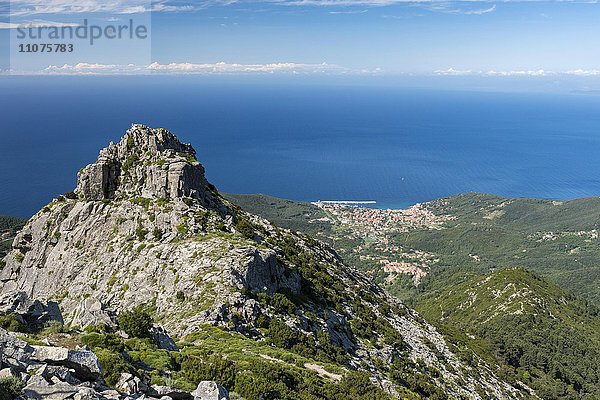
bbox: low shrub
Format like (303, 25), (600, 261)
(95, 348), (134, 387)
(0, 313), (27, 333)
(118, 305), (153, 338)
(235, 219), (255, 239)
(0, 376), (23, 400)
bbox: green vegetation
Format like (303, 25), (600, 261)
(225, 192), (600, 398)
(235, 218), (255, 239)
(117, 305), (154, 338)
(224, 194), (331, 238)
(0, 216), (27, 232)
(182, 325), (391, 400)
(395, 193), (600, 304)
(0, 376), (23, 400)
(176, 224), (188, 235)
(13, 252), (24, 263)
(80, 322), (393, 399)
(0, 313), (27, 333)
(418, 268), (600, 399)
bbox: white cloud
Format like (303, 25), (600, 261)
(328, 9), (369, 14)
(5, 0), (592, 18)
(36, 61), (354, 75)
(434, 68), (474, 76)
(5, 0), (196, 17)
(485, 69), (547, 76)
(6, 63), (600, 77)
(0, 19), (79, 29)
(460, 5), (496, 15)
(565, 69), (600, 76)
(433, 68), (588, 77)
(222, 0), (588, 6)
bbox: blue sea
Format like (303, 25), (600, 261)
(2, 76), (600, 218)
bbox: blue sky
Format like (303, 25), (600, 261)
(1, 0), (600, 78)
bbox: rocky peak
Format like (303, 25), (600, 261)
(76, 124), (213, 202)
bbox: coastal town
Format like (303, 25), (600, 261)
(312, 201), (453, 284)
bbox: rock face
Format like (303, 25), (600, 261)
(75, 126), (217, 207)
(0, 327), (32, 370)
(0, 125), (284, 335)
(0, 291), (63, 329)
(0, 125), (531, 399)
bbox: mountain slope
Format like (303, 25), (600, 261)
(227, 193), (600, 305)
(0, 125), (528, 399)
(224, 192), (600, 399)
(417, 268), (600, 399)
(400, 193), (600, 303)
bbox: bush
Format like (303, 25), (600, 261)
(235, 219), (255, 239)
(180, 353), (237, 389)
(81, 332), (125, 353)
(118, 305), (153, 338)
(0, 376), (23, 400)
(234, 371), (282, 400)
(267, 318), (297, 349)
(95, 348), (133, 387)
(270, 293), (296, 315)
(0, 313), (27, 333)
(338, 371), (391, 400)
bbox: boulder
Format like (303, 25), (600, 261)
(37, 364), (82, 386)
(151, 327), (179, 352)
(116, 372), (149, 395)
(0, 367), (15, 378)
(151, 385), (192, 400)
(23, 375), (79, 400)
(74, 387), (104, 400)
(191, 381), (229, 400)
(0, 327), (32, 370)
(70, 297), (115, 329)
(32, 346), (102, 381)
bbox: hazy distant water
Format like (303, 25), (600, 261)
(2, 76), (600, 217)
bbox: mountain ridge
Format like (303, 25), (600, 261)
(0, 125), (530, 399)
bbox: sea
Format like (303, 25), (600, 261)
(2, 76), (600, 218)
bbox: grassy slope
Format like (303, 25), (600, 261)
(417, 268), (600, 399)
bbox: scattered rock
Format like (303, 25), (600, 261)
(23, 374), (79, 400)
(191, 381), (229, 400)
